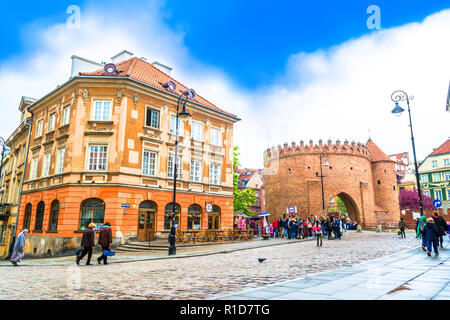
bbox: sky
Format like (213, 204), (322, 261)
(1, 0), (449, 169)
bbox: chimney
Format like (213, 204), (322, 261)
(70, 55), (103, 77)
(111, 50), (134, 64)
(151, 61), (172, 76)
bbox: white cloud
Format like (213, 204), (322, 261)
(0, 4), (449, 169)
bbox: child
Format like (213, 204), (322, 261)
(313, 223), (323, 247)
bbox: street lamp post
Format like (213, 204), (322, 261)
(316, 151), (329, 216)
(390, 90), (424, 216)
(168, 89), (194, 256)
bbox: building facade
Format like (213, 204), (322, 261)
(14, 52), (239, 257)
(263, 139), (400, 228)
(236, 168), (265, 215)
(418, 138), (450, 214)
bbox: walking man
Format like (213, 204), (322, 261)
(398, 217), (406, 238)
(76, 223), (96, 265)
(417, 215), (427, 251)
(432, 212), (447, 248)
(97, 222), (113, 265)
(423, 217), (440, 257)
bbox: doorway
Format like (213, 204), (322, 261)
(137, 201), (157, 241)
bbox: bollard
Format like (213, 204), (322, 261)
(357, 225), (362, 233)
(376, 225), (382, 233)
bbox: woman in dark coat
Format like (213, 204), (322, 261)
(97, 222), (113, 265)
(423, 218), (440, 257)
(76, 223), (96, 265)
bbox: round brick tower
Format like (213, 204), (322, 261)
(263, 139), (400, 229)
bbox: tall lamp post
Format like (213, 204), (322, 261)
(390, 90), (424, 216)
(316, 151), (329, 217)
(168, 89), (194, 256)
(0, 137), (10, 203)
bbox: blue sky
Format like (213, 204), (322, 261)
(2, 0), (449, 89)
(1, 1), (449, 168)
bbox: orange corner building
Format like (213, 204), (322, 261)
(15, 51), (240, 257)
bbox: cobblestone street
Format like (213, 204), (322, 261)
(0, 232), (419, 300)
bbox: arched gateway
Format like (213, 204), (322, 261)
(263, 139), (401, 228)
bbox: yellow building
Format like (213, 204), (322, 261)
(0, 97), (34, 259)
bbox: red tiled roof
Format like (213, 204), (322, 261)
(79, 57), (237, 118)
(366, 140), (394, 163)
(429, 138), (450, 156)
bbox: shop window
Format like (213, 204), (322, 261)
(188, 204), (202, 230)
(164, 203), (180, 230)
(34, 201), (45, 231)
(79, 198), (105, 230)
(48, 200), (59, 231)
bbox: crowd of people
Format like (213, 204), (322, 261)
(413, 212), (448, 257)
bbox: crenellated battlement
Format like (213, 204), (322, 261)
(264, 139), (371, 163)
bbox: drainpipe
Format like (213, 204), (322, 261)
(7, 115), (33, 259)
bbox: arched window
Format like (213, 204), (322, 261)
(208, 205), (221, 230)
(48, 200), (59, 231)
(164, 203), (180, 230)
(80, 198), (105, 230)
(34, 201), (45, 231)
(187, 204), (202, 230)
(23, 203), (32, 230)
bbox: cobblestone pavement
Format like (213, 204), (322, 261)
(0, 231), (419, 300)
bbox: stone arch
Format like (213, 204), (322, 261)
(328, 192), (360, 224)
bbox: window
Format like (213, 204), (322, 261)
(447, 189), (450, 200)
(0, 223), (6, 245)
(36, 120), (43, 137)
(187, 204), (202, 230)
(42, 153), (51, 177)
(55, 148), (65, 174)
(164, 203), (180, 230)
(92, 100), (112, 121)
(191, 121), (203, 141)
(432, 160), (438, 168)
(168, 154), (182, 179)
(421, 175), (429, 183)
(169, 115), (183, 136)
(88, 145), (108, 171)
(48, 113), (56, 132)
(79, 198), (105, 230)
(190, 159), (201, 182)
(424, 191), (431, 198)
(23, 204), (32, 230)
(30, 158), (38, 179)
(142, 151), (157, 176)
(34, 201), (45, 231)
(432, 173), (440, 182)
(445, 173), (450, 181)
(62, 106), (70, 126)
(435, 190), (442, 201)
(145, 107), (160, 128)
(209, 163), (220, 185)
(210, 128), (221, 146)
(444, 159), (450, 166)
(48, 200), (59, 231)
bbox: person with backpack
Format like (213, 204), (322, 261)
(313, 221), (323, 246)
(414, 217), (420, 239)
(417, 215), (427, 251)
(398, 217), (406, 238)
(432, 212), (447, 248)
(423, 217), (440, 256)
(97, 222), (113, 265)
(76, 223), (96, 265)
(333, 217), (341, 240)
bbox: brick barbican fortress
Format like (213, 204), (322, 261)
(263, 139), (401, 229)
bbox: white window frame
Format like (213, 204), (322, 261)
(36, 120), (43, 137)
(190, 159), (202, 182)
(444, 159), (450, 166)
(445, 172), (450, 181)
(62, 105), (70, 126)
(91, 99), (112, 121)
(30, 157), (38, 180)
(423, 190), (431, 198)
(435, 190), (442, 201)
(191, 121), (203, 142)
(142, 150), (158, 176)
(55, 147), (65, 175)
(86, 144), (108, 172)
(210, 127), (221, 146)
(432, 160), (438, 168)
(421, 175), (429, 183)
(42, 153), (51, 178)
(168, 154), (182, 179)
(169, 114), (184, 136)
(145, 106), (160, 129)
(48, 113), (56, 132)
(209, 163), (221, 185)
(432, 173), (440, 182)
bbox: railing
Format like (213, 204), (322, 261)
(175, 229), (254, 244)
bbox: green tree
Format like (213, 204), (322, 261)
(336, 197), (348, 216)
(233, 146), (257, 215)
